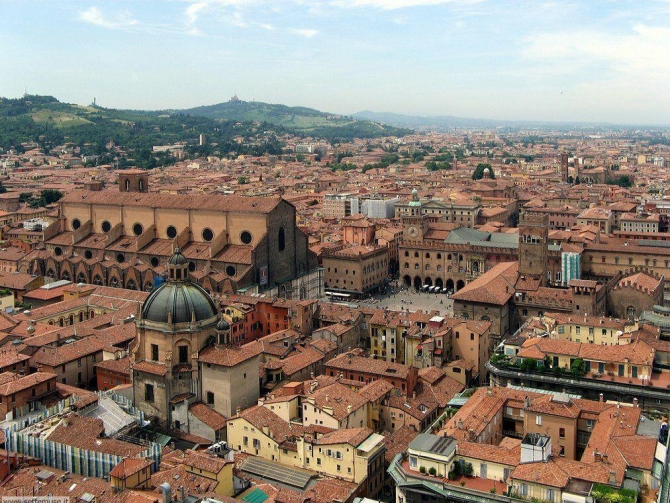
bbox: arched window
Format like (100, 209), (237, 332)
(627, 306), (636, 317)
(278, 227), (286, 252)
(404, 251), (409, 257)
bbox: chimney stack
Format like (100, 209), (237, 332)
(159, 483), (171, 503)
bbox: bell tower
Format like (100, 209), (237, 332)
(518, 213), (548, 286)
(119, 169), (149, 193)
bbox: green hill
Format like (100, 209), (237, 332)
(178, 99), (412, 140)
(0, 96), (412, 164)
(0, 95), (287, 167)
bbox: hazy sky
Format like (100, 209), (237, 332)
(1, 0), (670, 124)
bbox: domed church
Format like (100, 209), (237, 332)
(131, 248), (233, 426)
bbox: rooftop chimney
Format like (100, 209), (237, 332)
(159, 483), (171, 503)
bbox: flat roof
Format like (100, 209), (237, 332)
(357, 433), (384, 452)
(240, 456), (315, 490)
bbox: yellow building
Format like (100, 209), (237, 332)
(109, 458), (153, 490)
(227, 405), (386, 498)
(544, 312), (637, 345)
(183, 451), (234, 497)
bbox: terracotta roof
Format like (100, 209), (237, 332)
(314, 427), (373, 446)
(198, 342), (262, 367)
(0, 371), (55, 396)
(325, 351), (413, 380)
(109, 458), (153, 479)
(62, 189), (283, 214)
(48, 414), (146, 457)
(451, 261), (517, 305)
(307, 382), (368, 421)
(184, 450), (231, 473)
(189, 402), (228, 431)
(132, 360), (168, 376)
(95, 356), (132, 376)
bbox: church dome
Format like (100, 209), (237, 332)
(141, 248), (217, 324)
(141, 282), (217, 324)
(216, 318), (230, 331)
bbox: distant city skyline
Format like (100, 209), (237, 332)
(2, 0), (670, 125)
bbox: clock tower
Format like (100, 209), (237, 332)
(402, 214), (428, 241)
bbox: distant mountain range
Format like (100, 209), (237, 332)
(353, 110), (504, 130)
(351, 110), (655, 131)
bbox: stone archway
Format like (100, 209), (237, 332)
(435, 278), (444, 289)
(413, 276), (422, 290)
(403, 275), (412, 287)
(456, 280), (465, 291)
(446, 279), (454, 292)
(424, 277), (433, 287)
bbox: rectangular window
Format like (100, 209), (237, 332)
(145, 384), (154, 402)
(151, 344), (159, 361)
(207, 391), (215, 405)
(618, 364), (624, 377)
(559, 427), (565, 438)
(536, 415), (542, 426)
(178, 346), (189, 364)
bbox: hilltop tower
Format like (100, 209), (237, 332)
(518, 213), (549, 286)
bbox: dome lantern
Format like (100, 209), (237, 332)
(168, 247), (189, 282)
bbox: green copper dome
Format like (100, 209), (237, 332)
(141, 247), (217, 324)
(141, 282), (217, 323)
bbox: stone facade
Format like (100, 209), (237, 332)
(22, 182), (321, 299)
